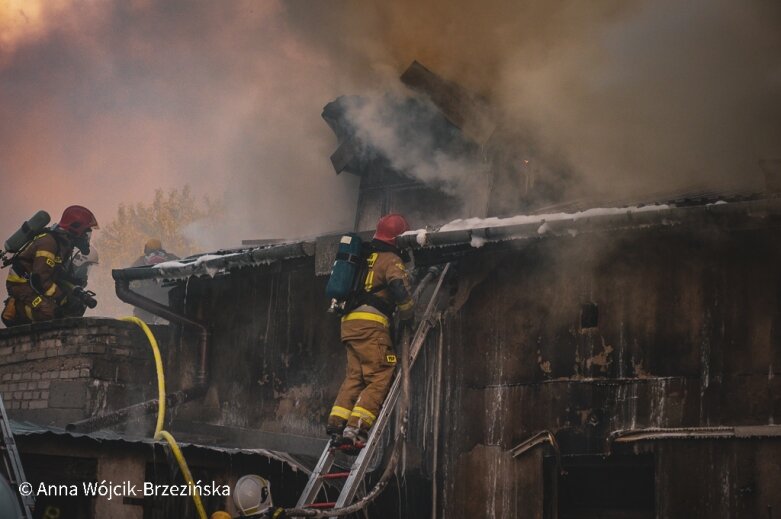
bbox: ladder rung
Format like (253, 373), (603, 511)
(306, 502), (336, 509)
(331, 441), (365, 452)
(321, 471), (350, 480)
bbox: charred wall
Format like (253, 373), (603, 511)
(162, 257), (441, 515)
(165, 258), (341, 439)
(438, 220), (781, 518)
(147, 208), (781, 517)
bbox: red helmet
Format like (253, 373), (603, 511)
(58, 205), (99, 236)
(373, 213), (409, 246)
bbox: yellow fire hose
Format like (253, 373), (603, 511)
(121, 316), (208, 519)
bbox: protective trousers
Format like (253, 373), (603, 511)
(329, 319), (397, 432)
(4, 284), (57, 325)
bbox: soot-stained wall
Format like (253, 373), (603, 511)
(164, 258), (342, 437)
(159, 214), (781, 518)
(437, 222), (781, 518)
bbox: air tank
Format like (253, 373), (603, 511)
(3, 210), (50, 253)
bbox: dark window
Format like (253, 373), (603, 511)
(556, 454), (654, 519)
(580, 303), (599, 329)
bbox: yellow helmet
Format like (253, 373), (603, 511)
(144, 238), (163, 254)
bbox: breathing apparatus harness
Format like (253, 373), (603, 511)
(2, 227), (96, 310)
(326, 237), (404, 319)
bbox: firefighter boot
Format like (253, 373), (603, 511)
(342, 426), (368, 446)
(326, 422), (346, 446)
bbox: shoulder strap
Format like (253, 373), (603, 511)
(4, 230), (49, 273)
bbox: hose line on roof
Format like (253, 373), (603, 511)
(121, 316), (208, 519)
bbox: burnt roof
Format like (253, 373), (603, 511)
(111, 195), (781, 282)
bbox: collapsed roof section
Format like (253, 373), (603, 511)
(400, 61), (495, 145)
(322, 61), (492, 231)
(112, 195), (781, 282)
(323, 61), (491, 178)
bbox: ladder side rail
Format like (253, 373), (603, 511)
(409, 263), (450, 361)
(0, 396), (30, 485)
(335, 264), (450, 508)
(295, 265), (451, 509)
(333, 320), (432, 507)
(295, 446), (337, 507)
(0, 395), (35, 517)
(334, 365), (402, 507)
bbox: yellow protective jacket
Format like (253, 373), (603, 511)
(5, 232), (72, 301)
(341, 241), (413, 336)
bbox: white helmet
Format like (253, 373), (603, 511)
(69, 247), (100, 287)
(233, 475), (272, 516)
(71, 247), (99, 268)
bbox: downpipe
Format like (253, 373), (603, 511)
(66, 277), (210, 433)
(114, 278), (209, 386)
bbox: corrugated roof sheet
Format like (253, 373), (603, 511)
(111, 195), (781, 282)
(10, 419), (306, 472)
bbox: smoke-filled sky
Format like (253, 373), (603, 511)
(1, 0), (779, 249)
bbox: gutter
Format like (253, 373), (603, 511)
(109, 198), (781, 283)
(397, 197), (781, 251)
(113, 241), (315, 282)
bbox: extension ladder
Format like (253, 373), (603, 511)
(0, 395), (34, 519)
(296, 263), (451, 511)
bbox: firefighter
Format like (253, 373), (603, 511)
(131, 239), (179, 323)
(327, 213), (414, 445)
(59, 247), (100, 318)
(2, 205), (98, 326)
(131, 238), (179, 267)
(66, 247), (100, 288)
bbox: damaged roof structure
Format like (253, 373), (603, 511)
(2, 62), (781, 518)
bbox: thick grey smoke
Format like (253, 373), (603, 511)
(340, 93), (492, 217)
(495, 0), (781, 201)
(1, 0), (779, 244)
(0, 1), (365, 247)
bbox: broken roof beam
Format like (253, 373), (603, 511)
(322, 95), (366, 176)
(400, 60), (495, 144)
(329, 138), (363, 175)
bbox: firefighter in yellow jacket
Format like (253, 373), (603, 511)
(327, 214), (414, 445)
(2, 206), (98, 326)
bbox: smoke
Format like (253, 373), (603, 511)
(296, 0), (781, 214)
(495, 0), (781, 201)
(0, 0), (366, 248)
(340, 93), (492, 217)
(333, 0), (780, 206)
(1, 0), (779, 248)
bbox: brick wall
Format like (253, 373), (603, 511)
(0, 318), (166, 426)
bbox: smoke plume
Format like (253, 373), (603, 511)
(1, 0), (780, 245)
(0, 0), (366, 247)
